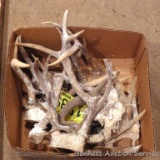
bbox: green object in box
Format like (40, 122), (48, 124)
(57, 91), (87, 123)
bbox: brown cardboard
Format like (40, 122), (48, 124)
(4, 27), (154, 157)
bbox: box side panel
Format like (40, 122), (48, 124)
(135, 49), (154, 151)
(108, 58), (135, 79)
(134, 35), (146, 68)
(15, 28), (61, 54)
(71, 27), (142, 58)
(5, 34), (22, 147)
(14, 27), (142, 58)
(15, 149), (67, 158)
(20, 112), (31, 149)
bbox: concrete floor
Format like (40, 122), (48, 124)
(1, 0), (160, 159)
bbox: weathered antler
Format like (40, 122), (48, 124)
(59, 77), (108, 125)
(11, 37), (36, 105)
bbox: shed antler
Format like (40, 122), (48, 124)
(11, 36), (36, 105)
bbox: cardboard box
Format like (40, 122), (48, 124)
(4, 27), (154, 158)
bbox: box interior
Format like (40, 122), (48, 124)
(4, 27), (154, 155)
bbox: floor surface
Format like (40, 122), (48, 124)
(1, 0), (160, 159)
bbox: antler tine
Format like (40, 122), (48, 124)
(112, 109), (146, 139)
(11, 36), (36, 105)
(13, 35), (20, 58)
(52, 22), (84, 47)
(18, 36), (34, 65)
(127, 76), (137, 103)
(43, 55), (51, 93)
(12, 36), (30, 68)
(16, 42), (59, 58)
(31, 54), (44, 70)
(48, 45), (79, 66)
(62, 10), (68, 36)
(62, 10), (84, 43)
(11, 59), (30, 68)
(66, 30), (84, 43)
(41, 22), (62, 37)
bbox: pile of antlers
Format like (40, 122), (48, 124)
(11, 10), (145, 153)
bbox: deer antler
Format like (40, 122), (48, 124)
(59, 76), (108, 126)
(11, 36), (36, 105)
